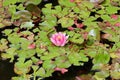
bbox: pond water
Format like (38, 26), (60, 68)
(1, 0), (114, 80)
(0, 59), (94, 80)
(0, 59), (17, 80)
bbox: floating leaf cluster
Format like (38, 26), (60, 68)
(0, 0), (120, 80)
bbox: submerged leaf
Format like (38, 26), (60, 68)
(20, 22), (34, 29)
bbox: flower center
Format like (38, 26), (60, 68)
(57, 36), (62, 40)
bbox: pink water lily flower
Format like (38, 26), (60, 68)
(50, 32), (69, 46)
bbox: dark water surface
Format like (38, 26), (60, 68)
(0, 59), (93, 80)
(0, 59), (17, 80)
